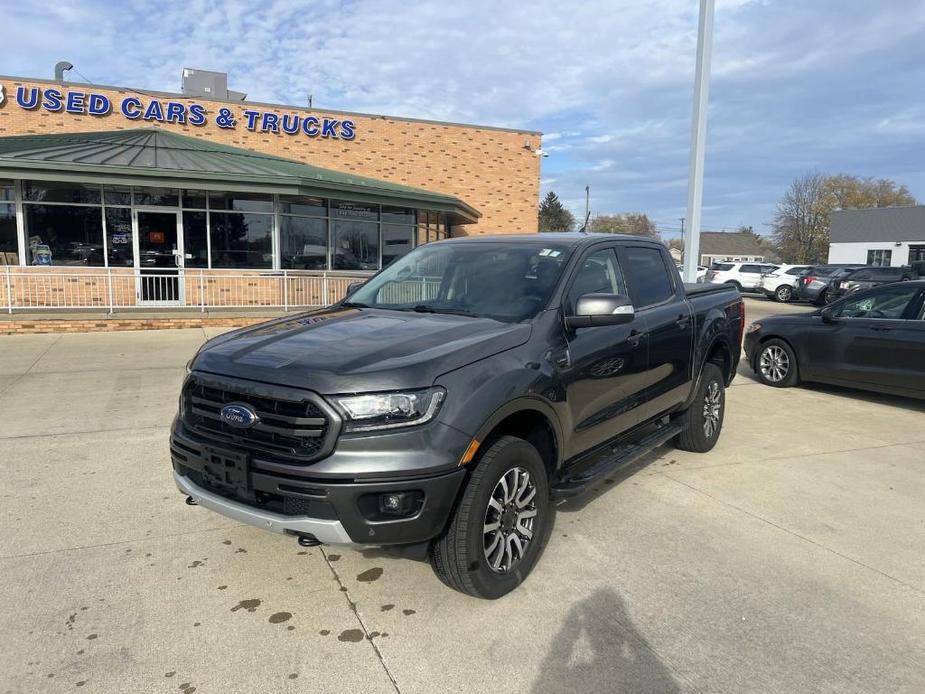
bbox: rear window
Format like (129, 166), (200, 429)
(847, 269), (875, 281)
(811, 267), (838, 277)
(712, 263), (734, 271)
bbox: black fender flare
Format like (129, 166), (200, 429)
(471, 396), (565, 471)
(683, 336), (734, 409)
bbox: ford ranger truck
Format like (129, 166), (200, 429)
(171, 233), (744, 598)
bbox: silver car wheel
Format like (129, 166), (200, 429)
(702, 380), (722, 439)
(759, 345), (790, 383)
(483, 466), (537, 574)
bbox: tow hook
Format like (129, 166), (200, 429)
(185, 495), (198, 506)
(296, 534), (321, 548)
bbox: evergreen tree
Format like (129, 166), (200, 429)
(538, 191), (575, 231)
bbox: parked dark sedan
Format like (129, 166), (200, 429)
(794, 265), (866, 305)
(830, 265), (918, 301)
(745, 281), (925, 400)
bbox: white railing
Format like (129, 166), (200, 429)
(2, 267), (375, 314)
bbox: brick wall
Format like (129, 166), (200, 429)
(0, 77), (542, 234)
(0, 315), (273, 335)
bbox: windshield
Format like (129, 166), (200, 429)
(346, 242), (572, 322)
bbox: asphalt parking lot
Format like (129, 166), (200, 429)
(1, 295), (923, 693)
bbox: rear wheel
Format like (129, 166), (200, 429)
(755, 338), (799, 387)
(774, 285), (793, 302)
(675, 363), (725, 453)
(726, 281), (742, 291)
(430, 436), (553, 599)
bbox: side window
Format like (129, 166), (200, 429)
(622, 246), (675, 309)
(740, 264), (759, 274)
(566, 248), (627, 314)
(786, 267), (806, 276)
(833, 285), (921, 320)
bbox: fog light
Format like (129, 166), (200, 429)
(378, 491), (420, 517)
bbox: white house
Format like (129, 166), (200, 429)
(828, 206), (925, 267)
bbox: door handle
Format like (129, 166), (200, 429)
(628, 329), (646, 347)
(870, 326), (891, 332)
(676, 314), (691, 328)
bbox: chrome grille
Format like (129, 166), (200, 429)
(183, 375), (337, 462)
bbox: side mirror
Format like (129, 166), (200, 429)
(565, 293), (635, 330)
(820, 306), (837, 323)
(345, 281), (365, 297)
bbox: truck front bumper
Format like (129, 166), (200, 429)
(171, 422), (468, 547)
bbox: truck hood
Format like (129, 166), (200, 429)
(193, 307), (532, 393)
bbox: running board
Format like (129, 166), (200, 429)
(551, 422), (685, 499)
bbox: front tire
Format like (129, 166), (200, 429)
(430, 436), (553, 599)
(675, 363), (725, 453)
(774, 285), (793, 302)
(755, 338), (799, 387)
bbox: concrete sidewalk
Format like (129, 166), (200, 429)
(1, 318), (923, 693)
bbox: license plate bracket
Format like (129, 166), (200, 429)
(201, 444), (249, 494)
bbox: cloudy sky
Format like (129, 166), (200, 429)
(4, 0), (924, 237)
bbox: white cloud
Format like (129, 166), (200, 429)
(3, 0), (924, 227)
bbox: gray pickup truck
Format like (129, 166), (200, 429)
(171, 233), (744, 597)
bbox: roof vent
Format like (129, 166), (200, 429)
(181, 68), (246, 101)
(54, 61), (74, 81)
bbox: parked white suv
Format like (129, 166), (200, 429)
(757, 264), (810, 302)
(704, 262), (778, 292)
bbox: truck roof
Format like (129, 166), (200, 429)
(439, 232), (663, 247)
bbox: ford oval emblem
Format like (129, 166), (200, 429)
(220, 403), (259, 429)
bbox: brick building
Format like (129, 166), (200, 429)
(0, 71), (541, 311)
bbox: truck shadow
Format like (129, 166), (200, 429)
(531, 586), (681, 693)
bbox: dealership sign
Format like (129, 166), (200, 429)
(4, 84), (356, 140)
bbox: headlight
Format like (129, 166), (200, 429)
(746, 322), (762, 334)
(330, 387), (446, 432)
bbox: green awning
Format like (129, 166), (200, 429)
(0, 128), (479, 224)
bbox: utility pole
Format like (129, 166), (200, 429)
(683, 0), (715, 283)
(584, 186), (590, 224)
(679, 217), (685, 236)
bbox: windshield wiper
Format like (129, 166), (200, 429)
(411, 305), (478, 317)
(341, 300), (370, 308)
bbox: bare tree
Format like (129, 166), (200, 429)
(773, 173), (917, 263)
(772, 173), (830, 263)
(590, 213), (658, 238)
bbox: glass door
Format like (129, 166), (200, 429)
(135, 210), (183, 306)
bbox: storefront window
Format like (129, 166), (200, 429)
(134, 187), (179, 207)
(332, 200), (379, 222)
(183, 211), (209, 268)
(24, 180), (101, 205)
(103, 186), (131, 206)
(209, 211), (272, 268)
(382, 224), (414, 267)
(209, 191), (273, 213)
(25, 205), (105, 266)
(1, 204), (17, 264)
(182, 190), (208, 210)
(105, 208), (134, 267)
(333, 220), (379, 270)
(280, 216), (328, 269)
(382, 206), (415, 225)
(278, 195), (325, 217)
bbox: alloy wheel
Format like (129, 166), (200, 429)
(702, 381), (722, 438)
(759, 345), (790, 383)
(483, 467), (538, 573)
(776, 286), (792, 302)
